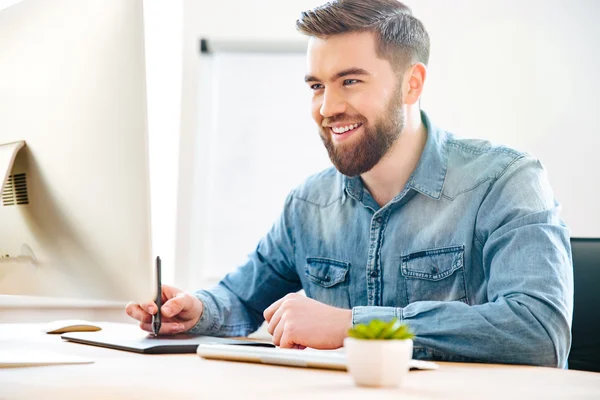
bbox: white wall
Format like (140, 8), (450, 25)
(143, 0), (183, 284)
(176, 0), (600, 289)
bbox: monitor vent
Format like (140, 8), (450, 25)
(2, 173), (29, 206)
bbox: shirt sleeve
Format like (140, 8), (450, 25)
(187, 192), (302, 337)
(353, 156), (573, 367)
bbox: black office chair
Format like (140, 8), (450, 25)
(568, 238), (600, 372)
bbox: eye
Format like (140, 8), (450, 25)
(343, 79), (360, 86)
(310, 83), (324, 91)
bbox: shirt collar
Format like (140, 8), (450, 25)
(343, 110), (449, 201)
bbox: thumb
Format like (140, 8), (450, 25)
(161, 292), (191, 318)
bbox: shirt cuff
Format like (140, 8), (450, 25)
(351, 306), (403, 327)
(187, 290), (220, 335)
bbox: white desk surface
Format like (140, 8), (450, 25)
(0, 323), (599, 399)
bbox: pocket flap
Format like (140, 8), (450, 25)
(400, 245), (464, 281)
(305, 257), (350, 288)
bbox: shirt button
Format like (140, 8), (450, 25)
(375, 217), (383, 224)
(370, 270), (379, 277)
(431, 267), (439, 274)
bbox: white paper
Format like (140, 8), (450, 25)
(0, 349), (94, 368)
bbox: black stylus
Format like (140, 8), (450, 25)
(152, 256), (162, 336)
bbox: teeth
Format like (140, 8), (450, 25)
(332, 123), (360, 134)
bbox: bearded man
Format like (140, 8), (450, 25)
(126, 0), (572, 367)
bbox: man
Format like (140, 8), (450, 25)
(126, 0), (572, 367)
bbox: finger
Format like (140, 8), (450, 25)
(272, 312), (287, 346)
(279, 328), (296, 349)
(125, 302), (152, 323)
(160, 284), (182, 303)
(139, 321), (185, 335)
(140, 301), (157, 315)
(161, 292), (189, 318)
(264, 296), (287, 323)
(267, 304), (285, 336)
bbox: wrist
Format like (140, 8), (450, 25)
(192, 294), (203, 326)
(186, 291), (217, 335)
(338, 309), (353, 346)
(345, 309), (353, 330)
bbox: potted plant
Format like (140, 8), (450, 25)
(344, 318), (414, 387)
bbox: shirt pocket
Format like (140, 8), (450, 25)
(304, 257), (351, 309)
(400, 245), (468, 304)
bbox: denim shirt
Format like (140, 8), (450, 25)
(191, 111), (573, 368)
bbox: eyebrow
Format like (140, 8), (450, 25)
(304, 67), (371, 83)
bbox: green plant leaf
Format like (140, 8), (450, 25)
(348, 324), (370, 339)
(380, 319), (402, 339)
(347, 318), (414, 340)
(392, 324), (414, 340)
(369, 319), (386, 338)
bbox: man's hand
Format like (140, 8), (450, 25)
(125, 284), (203, 335)
(263, 293), (352, 349)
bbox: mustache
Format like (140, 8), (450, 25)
(321, 114), (366, 128)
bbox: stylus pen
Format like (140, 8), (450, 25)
(152, 256), (162, 336)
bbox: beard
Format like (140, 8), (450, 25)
(319, 85), (404, 177)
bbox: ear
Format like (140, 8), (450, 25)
(403, 63), (427, 105)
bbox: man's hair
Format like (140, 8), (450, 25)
(296, 0), (430, 73)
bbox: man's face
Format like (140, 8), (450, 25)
(305, 32), (404, 177)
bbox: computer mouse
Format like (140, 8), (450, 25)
(42, 320), (102, 334)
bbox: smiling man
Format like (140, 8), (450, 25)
(126, 0), (573, 367)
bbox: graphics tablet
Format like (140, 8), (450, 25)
(62, 330), (274, 354)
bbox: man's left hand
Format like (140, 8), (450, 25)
(263, 293), (352, 349)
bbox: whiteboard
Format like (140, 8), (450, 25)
(192, 51), (331, 281)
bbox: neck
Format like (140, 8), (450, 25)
(360, 106), (427, 207)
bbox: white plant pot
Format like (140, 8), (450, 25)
(343, 337), (413, 388)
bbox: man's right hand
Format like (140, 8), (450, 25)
(125, 284), (203, 335)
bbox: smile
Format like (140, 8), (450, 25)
(330, 123), (362, 135)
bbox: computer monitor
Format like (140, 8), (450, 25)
(0, 0), (153, 303)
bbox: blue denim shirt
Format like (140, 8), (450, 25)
(191, 111), (573, 367)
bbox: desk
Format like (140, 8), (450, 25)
(1, 323), (599, 399)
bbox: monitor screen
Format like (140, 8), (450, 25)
(0, 0), (153, 303)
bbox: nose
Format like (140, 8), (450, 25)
(319, 89), (346, 118)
